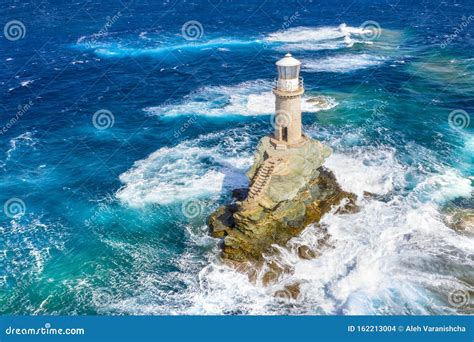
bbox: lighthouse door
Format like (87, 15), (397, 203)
(282, 127), (288, 142)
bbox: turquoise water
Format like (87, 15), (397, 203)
(0, 0), (473, 315)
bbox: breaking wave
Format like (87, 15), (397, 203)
(304, 54), (386, 73)
(267, 26), (347, 43)
(267, 25), (376, 52)
(74, 23), (385, 59)
(181, 146), (472, 314)
(74, 35), (267, 58)
(111, 118), (473, 314)
(144, 80), (338, 117)
(116, 129), (255, 207)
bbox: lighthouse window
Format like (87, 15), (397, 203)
(278, 65), (300, 79)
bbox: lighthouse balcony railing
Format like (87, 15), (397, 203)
(273, 77), (304, 92)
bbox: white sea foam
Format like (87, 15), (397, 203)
(7, 79), (38, 93)
(111, 135), (473, 315)
(276, 41), (345, 51)
(6, 132), (38, 160)
(338, 23), (373, 36)
(75, 37), (261, 58)
(267, 26), (346, 43)
(304, 54), (385, 73)
(116, 130), (254, 207)
(20, 79), (34, 87)
(1, 218), (63, 291)
(177, 145), (473, 315)
(144, 80), (337, 117)
(75, 24), (384, 59)
(268, 25), (378, 52)
(324, 147), (403, 197)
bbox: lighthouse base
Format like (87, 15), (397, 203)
(269, 134), (309, 150)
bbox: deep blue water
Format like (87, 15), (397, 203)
(0, 0), (473, 315)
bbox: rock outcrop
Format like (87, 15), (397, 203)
(444, 207), (474, 236)
(306, 96), (335, 110)
(208, 136), (358, 263)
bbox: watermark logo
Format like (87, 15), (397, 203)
(5, 323), (85, 336)
(4, 20), (26, 41)
(360, 20), (382, 40)
(448, 109), (470, 130)
(181, 199), (204, 219)
(270, 109), (292, 129)
(441, 15), (474, 48)
(448, 289), (470, 308)
(0, 100), (34, 135)
(4, 198), (26, 218)
(82, 11), (122, 49)
(181, 20), (204, 41)
(92, 109), (115, 130)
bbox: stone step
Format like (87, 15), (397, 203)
(245, 156), (283, 202)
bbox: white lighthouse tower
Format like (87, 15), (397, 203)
(271, 53), (306, 150)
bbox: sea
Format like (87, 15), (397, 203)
(0, 0), (473, 315)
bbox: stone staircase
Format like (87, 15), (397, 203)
(246, 157), (281, 202)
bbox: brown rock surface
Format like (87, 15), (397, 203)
(445, 208), (474, 235)
(274, 283), (301, 300)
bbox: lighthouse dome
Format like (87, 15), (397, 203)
(276, 53), (301, 67)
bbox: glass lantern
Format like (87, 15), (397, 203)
(276, 53), (301, 91)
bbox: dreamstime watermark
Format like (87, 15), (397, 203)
(359, 20), (382, 40)
(84, 204), (109, 227)
(4, 20), (26, 41)
(3, 198), (26, 218)
(174, 113), (198, 139)
(83, 11), (122, 49)
(441, 15), (474, 48)
(448, 109), (470, 130)
(0, 100), (34, 135)
(181, 20), (204, 41)
(263, 11), (300, 49)
(181, 199), (205, 219)
(448, 289), (470, 308)
(92, 109), (115, 130)
(282, 11), (300, 31)
(372, 101), (388, 117)
(5, 323), (85, 336)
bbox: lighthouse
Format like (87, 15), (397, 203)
(271, 53), (306, 149)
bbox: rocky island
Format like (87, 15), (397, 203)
(208, 54), (357, 266)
